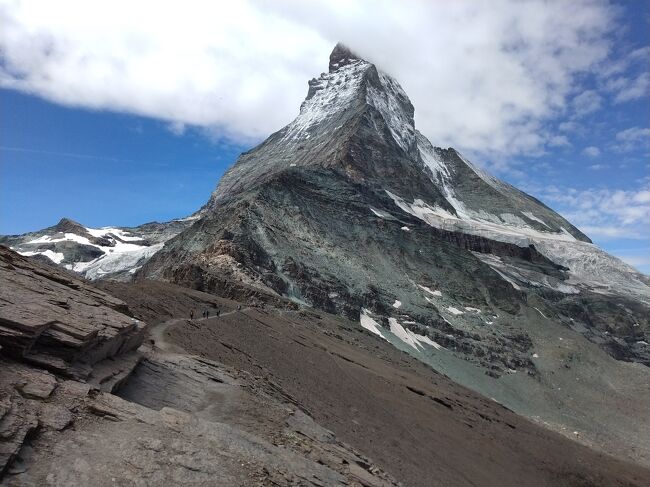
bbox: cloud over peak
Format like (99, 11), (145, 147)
(0, 0), (627, 155)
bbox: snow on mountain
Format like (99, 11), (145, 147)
(360, 308), (443, 351)
(1, 217), (195, 280)
(366, 71), (416, 154)
(19, 249), (65, 264)
(67, 240), (165, 280)
(385, 176), (650, 303)
(285, 59), (370, 141)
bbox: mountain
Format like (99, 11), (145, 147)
(137, 44), (650, 465)
(0, 215), (198, 280)
(3, 43), (650, 473)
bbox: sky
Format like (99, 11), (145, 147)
(1, 0), (649, 273)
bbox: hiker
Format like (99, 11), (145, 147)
(190, 309), (194, 320)
(205, 309), (210, 319)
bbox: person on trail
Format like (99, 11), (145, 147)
(205, 309), (210, 319)
(190, 309), (194, 320)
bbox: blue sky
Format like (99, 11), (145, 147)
(1, 91), (244, 230)
(1, 0), (649, 272)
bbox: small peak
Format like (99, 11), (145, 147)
(53, 217), (86, 234)
(329, 42), (364, 72)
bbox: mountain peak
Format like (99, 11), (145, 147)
(208, 43), (590, 246)
(329, 42), (364, 72)
(53, 217), (86, 234)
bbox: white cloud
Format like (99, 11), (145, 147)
(548, 135), (571, 147)
(634, 190), (650, 203)
(0, 0), (619, 155)
(620, 254), (650, 268)
(571, 90), (602, 117)
(613, 126), (650, 152)
(166, 121), (186, 136)
(582, 146), (601, 157)
(558, 121), (582, 133)
(611, 72), (650, 103)
(600, 46), (650, 103)
(540, 184), (650, 240)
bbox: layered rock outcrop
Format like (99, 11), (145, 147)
(0, 246), (146, 378)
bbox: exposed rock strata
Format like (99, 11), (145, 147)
(0, 246), (145, 378)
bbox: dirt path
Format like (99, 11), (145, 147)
(150, 308), (249, 354)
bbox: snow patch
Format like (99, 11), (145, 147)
(385, 190), (578, 246)
(72, 243), (164, 279)
(533, 307), (548, 319)
(360, 308), (385, 339)
(369, 207), (388, 218)
(19, 249), (65, 264)
(86, 227), (143, 241)
(418, 135), (450, 181)
(388, 318), (442, 350)
(20, 225), (168, 279)
(491, 267), (523, 291)
(418, 285), (442, 297)
(446, 307), (464, 315)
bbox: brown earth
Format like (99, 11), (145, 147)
(106, 279), (650, 487)
(1, 249), (401, 487)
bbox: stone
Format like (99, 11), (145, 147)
(0, 247), (147, 377)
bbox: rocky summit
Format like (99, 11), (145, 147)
(2, 43), (650, 486)
(139, 44), (650, 464)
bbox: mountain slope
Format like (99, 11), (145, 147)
(3, 247), (649, 487)
(1, 215), (198, 280)
(140, 43), (650, 466)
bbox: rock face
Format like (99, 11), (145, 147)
(141, 43), (649, 370)
(0, 246), (146, 378)
(137, 44), (650, 465)
(0, 215), (198, 281)
(0, 245), (143, 478)
(1, 353), (403, 487)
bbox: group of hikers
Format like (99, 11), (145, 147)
(189, 304), (243, 320)
(189, 307), (221, 320)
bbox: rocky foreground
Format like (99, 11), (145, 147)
(2, 246), (650, 487)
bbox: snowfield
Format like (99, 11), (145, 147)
(15, 225), (167, 280)
(70, 242), (164, 280)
